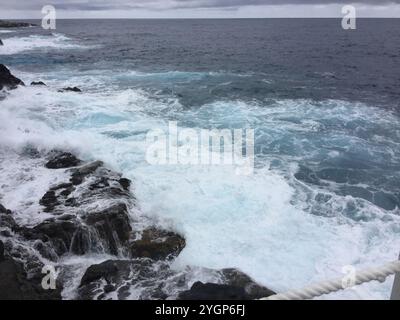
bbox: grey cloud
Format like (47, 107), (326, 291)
(1, 0), (399, 12)
(172, 0), (399, 9)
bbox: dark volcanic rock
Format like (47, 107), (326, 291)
(0, 64), (25, 90)
(0, 203), (11, 214)
(0, 208), (19, 232)
(178, 269), (275, 300)
(70, 161), (103, 185)
(46, 152), (82, 169)
(22, 218), (95, 258)
(178, 282), (249, 300)
(130, 228), (185, 260)
(0, 258), (62, 300)
(0, 20), (36, 28)
(119, 178), (131, 191)
(80, 260), (130, 287)
(59, 87), (82, 93)
(0, 239), (62, 300)
(79, 260), (133, 300)
(220, 268), (275, 299)
(0, 151), (274, 300)
(85, 203), (132, 255)
(39, 190), (60, 212)
(29, 219), (82, 257)
(0, 240), (4, 261)
(78, 259), (176, 300)
(0, 39), (3, 46)
(31, 81), (46, 86)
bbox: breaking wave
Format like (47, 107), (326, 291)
(1, 71), (400, 299)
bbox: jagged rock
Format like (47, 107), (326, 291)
(178, 269), (275, 300)
(0, 39), (3, 46)
(0, 20), (36, 28)
(78, 259), (176, 300)
(70, 161), (103, 185)
(0, 240), (62, 300)
(31, 81), (46, 86)
(84, 203), (132, 255)
(59, 87), (82, 93)
(0, 208), (18, 231)
(0, 203), (11, 214)
(119, 178), (131, 191)
(79, 260), (132, 300)
(0, 151), (273, 300)
(28, 219), (95, 258)
(46, 152), (82, 169)
(70, 227), (92, 255)
(0, 64), (25, 90)
(0, 240), (4, 261)
(80, 260), (130, 287)
(220, 268), (275, 299)
(33, 240), (59, 261)
(178, 282), (249, 300)
(130, 228), (185, 260)
(39, 190), (60, 212)
(28, 219), (81, 257)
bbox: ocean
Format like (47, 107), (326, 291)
(1, 19), (400, 299)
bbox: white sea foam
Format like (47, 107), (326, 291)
(0, 33), (88, 55)
(0, 73), (399, 299)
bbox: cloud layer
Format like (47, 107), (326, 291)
(2, 0), (399, 11)
(1, 0), (400, 18)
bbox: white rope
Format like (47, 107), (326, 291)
(261, 260), (400, 300)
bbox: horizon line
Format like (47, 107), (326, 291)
(2, 17), (400, 20)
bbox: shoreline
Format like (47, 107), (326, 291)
(0, 65), (275, 300)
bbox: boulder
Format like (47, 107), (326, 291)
(130, 228), (185, 260)
(178, 269), (275, 300)
(0, 39), (3, 46)
(39, 190), (60, 212)
(59, 87), (82, 93)
(45, 152), (82, 169)
(0, 207), (19, 231)
(0, 64), (25, 90)
(80, 260), (131, 287)
(178, 282), (249, 300)
(70, 161), (103, 185)
(28, 219), (82, 257)
(78, 259), (175, 300)
(84, 203), (132, 255)
(119, 178), (131, 191)
(220, 268), (275, 299)
(0, 241), (62, 300)
(31, 81), (46, 86)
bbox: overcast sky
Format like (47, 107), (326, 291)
(1, 1), (400, 18)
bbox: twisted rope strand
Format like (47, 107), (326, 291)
(261, 260), (400, 300)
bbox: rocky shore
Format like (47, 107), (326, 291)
(0, 65), (275, 300)
(0, 20), (36, 28)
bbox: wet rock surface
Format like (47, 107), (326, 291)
(178, 282), (249, 300)
(30, 81), (47, 86)
(45, 152), (82, 169)
(129, 227), (186, 260)
(0, 64), (25, 91)
(0, 238), (62, 300)
(0, 150), (274, 300)
(59, 86), (82, 93)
